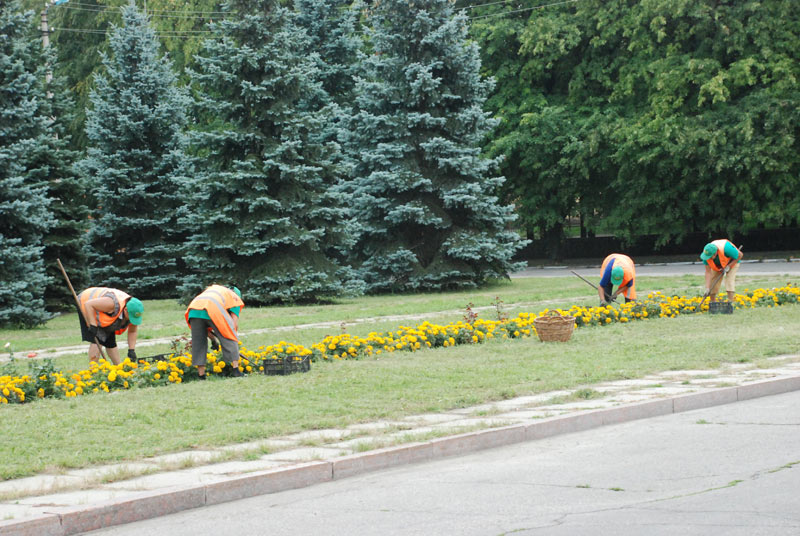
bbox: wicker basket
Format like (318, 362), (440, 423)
(533, 310), (576, 342)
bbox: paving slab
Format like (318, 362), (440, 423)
(216, 438), (297, 453)
(259, 447), (351, 462)
(63, 463), (158, 481)
(14, 488), (139, 508)
(0, 475), (84, 499)
(625, 386), (695, 396)
(492, 409), (557, 420)
(282, 428), (353, 442)
(102, 469), (224, 491)
(146, 450), (222, 467)
(325, 437), (387, 450)
(345, 421), (407, 432)
(186, 459), (285, 476)
(431, 417), (516, 431)
(402, 413), (465, 424)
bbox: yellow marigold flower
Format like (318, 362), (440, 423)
(108, 371), (117, 382)
(37, 388), (44, 398)
(154, 373), (161, 380)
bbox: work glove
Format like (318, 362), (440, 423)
(127, 349), (138, 361)
(210, 338), (220, 351)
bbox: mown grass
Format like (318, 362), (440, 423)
(1, 284), (798, 480)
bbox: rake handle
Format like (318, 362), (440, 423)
(56, 259), (109, 361)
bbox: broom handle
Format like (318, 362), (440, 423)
(56, 259), (109, 361)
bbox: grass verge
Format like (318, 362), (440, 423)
(1, 296), (798, 480)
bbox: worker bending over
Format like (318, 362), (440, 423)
(77, 287), (143, 365)
(185, 285), (244, 380)
(701, 239), (743, 303)
(599, 253), (637, 304)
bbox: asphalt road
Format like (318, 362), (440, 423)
(513, 259), (800, 278)
(85, 390), (800, 536)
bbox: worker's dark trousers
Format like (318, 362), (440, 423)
(189, 317), (238, 366)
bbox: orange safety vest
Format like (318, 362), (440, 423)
(707, 239), (737, 272)
(185, 285), (244, 341)
(601, 254), (635, 287)
(78, 287), (132, 335)
(600, 253), (637, 299)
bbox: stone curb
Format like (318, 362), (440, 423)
(2, 374), (799, 536)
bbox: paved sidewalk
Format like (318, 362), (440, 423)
(2, 354), (800, 536)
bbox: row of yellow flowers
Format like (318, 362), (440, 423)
(1, 285), (798, 405)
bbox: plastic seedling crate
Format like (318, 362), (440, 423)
(709, 302), (734, 314)
(262, 355), (311, 376)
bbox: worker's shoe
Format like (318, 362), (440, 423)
(229, 368), (243, 378)
(198, 373), (207, 381)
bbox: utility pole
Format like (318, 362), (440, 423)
(41, 0), (68, 83)
(40, 3), (50, 51)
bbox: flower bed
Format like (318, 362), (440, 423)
(1, 285), (798, 405)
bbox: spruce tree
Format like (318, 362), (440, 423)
(38, 49), (89, 312)
(78, 2), (192, 299)
(182, 0), (356, 304)
(294, 0), (361, 106)
(294, 0), (364, 276)
(343, 0), (526, 292)
(0, 1), (54, 327)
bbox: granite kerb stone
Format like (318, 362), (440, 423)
(0, 513), (63, 536)
(332, 442), (435, 481)
(56, 485), (206, 536)
(737, 375), (800, 401)
(671, 386), (739, 413)
(204, 461), (332, 507)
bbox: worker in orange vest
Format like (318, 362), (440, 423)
(599, 253), (637, 304)
(701, 239), (743, 303)
(77, 287), (143, 365)
(185, 285), (244, 380)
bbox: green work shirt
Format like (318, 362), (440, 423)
(187, 306), (241, 320)
(703, 241), (741, 266)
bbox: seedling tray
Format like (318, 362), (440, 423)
(262, 355), (311, 376)
(709, 302), (733, 314)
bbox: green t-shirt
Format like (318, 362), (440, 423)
(188, 306), (240, 320)
(703, 241), (740, 266)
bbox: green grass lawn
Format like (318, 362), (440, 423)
(1, 274), (798, 480)
(2, 273), (794, 357)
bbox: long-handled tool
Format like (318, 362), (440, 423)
(699, 244), (744, 309)
(56, 258), (109, 362)
(571, 270), (617, 304)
